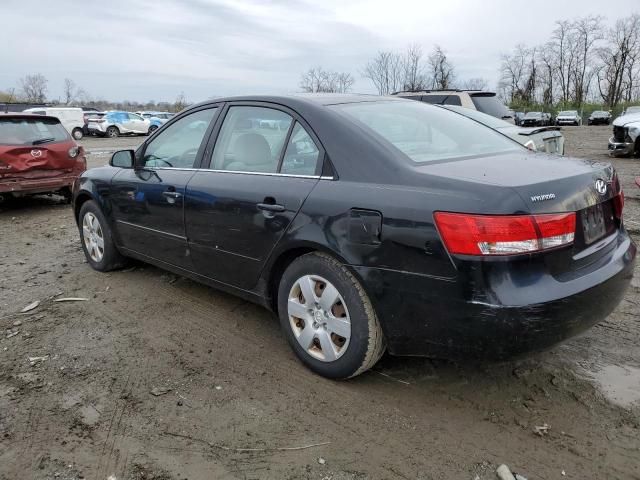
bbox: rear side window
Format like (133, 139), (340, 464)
(0, 117), (69, 145)
(210, 106), (293, 173)
(280, 122), (320, 175)
(470, 94), (511, 119)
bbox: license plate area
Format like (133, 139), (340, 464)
(581, 203), (606, 244)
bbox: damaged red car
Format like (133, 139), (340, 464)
(0, 113), (86, 203)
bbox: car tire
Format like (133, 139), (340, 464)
(106, 126), (119, 138)
(72, 128), (83, 140)
(148, 125), (158, 135)
(78, 200), (127, 272)
(277, 252), (385, 379)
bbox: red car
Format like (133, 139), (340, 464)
(0, 113), (86, 202)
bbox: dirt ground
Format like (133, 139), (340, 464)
(1, 126), (639, 480)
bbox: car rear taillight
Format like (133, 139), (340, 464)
(434, 212), (576, 256)
(612, 174), (624, 220)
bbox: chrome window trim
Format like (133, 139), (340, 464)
(142, 166), (334, 180)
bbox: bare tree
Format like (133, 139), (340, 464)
(461, 77), (489, 90)
(173, 92), (188, 112)
(500, 44), (530, 102)
(19, 73), (48, 102)
(538, 43), (557, 106)
(362, 51), (403, 94)
(63, 78), (76, 104)
(596, 14), (640, 107)
(402, 44), (428, 91)
(300, 67), (354, 93)
(572, 15), (605, 107)
(428, 45), (455, 89)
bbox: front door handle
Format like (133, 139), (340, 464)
(257, 202), (285, 212)
(162, 191), (182, 199)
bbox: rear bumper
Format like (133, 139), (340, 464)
(354, 230), (636, 359)
(608, 137), (635, 156)
(0, 174), (78, 195)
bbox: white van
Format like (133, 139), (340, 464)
(23, 107), (85, 140)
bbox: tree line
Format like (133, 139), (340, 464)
(499, 13), (640, 110)
(0, 74), (190, 113)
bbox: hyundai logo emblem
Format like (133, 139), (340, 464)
(594, 179), (607, 195)
(30, 149), (42, 158)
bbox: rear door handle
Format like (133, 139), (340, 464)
(257, 202), (285, 212)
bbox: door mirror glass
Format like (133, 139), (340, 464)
(110, 149), (135, 168)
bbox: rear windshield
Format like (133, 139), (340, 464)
(0, 117), (69, 145)
(469, 94), (511, 119)
(332, 100), (521, 163)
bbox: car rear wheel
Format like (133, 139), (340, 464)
(277, 252), (385, 379)
(106, 126), (119, 138)
(79, 200), (126, 271)
(72, 128), (83, 140)
(148, 125), (158, 135)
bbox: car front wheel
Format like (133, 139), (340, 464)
(79, 200), (126, 271)
(278, 252), (385, 379)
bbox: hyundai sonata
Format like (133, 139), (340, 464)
(72, 95), (636, 379)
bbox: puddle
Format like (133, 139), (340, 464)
(589, 364), (640, 408)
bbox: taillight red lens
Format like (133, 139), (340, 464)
(434, 212), (576, 256)
(612, 174), (624, 219)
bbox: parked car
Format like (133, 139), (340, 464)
(608, 111), (640, 157)
(86, 111), (151, 138)
(514, 111), (525, 126)
(0, 113), (86, 202)
(521, 111), (545, 127)
(555, 110), (581, 126)
(82, 111), (105, 136)
(71, 95), (635, 379)
(440, 105), (565, 154)
(136, 111), (174, 133)
(23, 107), (85, 140)
(393, 89), (515, 123)
(588, 110), (612, 125)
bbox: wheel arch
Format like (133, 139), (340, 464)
(264, 242), (354, 313)
(74, 191), (96, 225)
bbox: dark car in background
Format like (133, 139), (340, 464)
(522, 111), (545, 127)
(0, 113), (86, 202)
(71, 95), (635, 379)
(588, 110), (612, 125)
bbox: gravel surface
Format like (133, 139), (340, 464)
(0, 126), (638, 480)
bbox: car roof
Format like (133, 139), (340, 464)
(189, 93), (399, 110)
(0, 112), (61, 121)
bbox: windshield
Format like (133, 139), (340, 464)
(559, 111), (577, 116)
(332, 100), (521, 163)
(525, 112), (541, 118)
(0, 117), (69, 145)
(469, 94), (511, 119)
(440, 105), (512, 129)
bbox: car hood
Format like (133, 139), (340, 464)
(613, 113), (640, 127)
(414, 151), (615, 213)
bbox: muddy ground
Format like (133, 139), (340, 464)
(0, 126), (639, 480)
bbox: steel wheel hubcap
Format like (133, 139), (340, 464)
(82, 212), (105, 262)
(287, 275), (351, 362)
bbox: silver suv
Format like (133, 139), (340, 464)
(392, 89), (514, 123)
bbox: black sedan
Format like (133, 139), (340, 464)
(588, 110), (612, 125)
(71, 95), (636, 379)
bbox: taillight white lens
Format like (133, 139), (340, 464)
(524, 139), (537, 151)
(68, 146), (80, 158)
(434, 212), (576, 256)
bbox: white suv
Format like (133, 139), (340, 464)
(392, 90), (514, 123)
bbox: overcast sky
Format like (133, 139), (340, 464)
(0, 0), (632, 103)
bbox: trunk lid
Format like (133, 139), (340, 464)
(419, 151), (615, 214)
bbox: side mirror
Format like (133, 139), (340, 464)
(110, 150), (135, 168)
